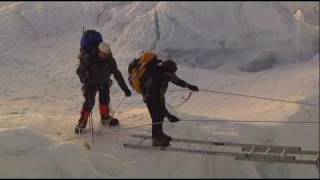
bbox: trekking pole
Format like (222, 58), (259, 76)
(89, 112), (94, 144)
(83, 85), (94, 144)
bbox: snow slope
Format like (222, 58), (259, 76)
(0, 1), (319, 178)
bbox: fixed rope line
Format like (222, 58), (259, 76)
(57, 88), (319, 143)
(109, 96), (126, 117)
(49, 116), (320, 143)
(61, 121), (166, 142)
(167, 89), (319, 107)
(180, 119), (319, 124)
(61, 117), (319, 143)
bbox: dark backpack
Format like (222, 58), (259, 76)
(80, 30), (103, 53)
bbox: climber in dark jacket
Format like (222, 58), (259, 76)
(75, 42), (132, 134)
(142, 59), (199, 147)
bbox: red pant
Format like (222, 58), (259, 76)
(78, 84), (111, 128)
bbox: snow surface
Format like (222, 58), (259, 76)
(0, 1), (319, 178)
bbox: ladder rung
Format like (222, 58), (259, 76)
(300, 150), (319, 155)
(248, 146), (255, 154)
(236, 154), (296, 162)
(280, 148), (286, 158)
(138, 138), (146, 145)
(264, 147), (271, 155)
(219, 144), (226, 152)
(234, 146), (240, 153)
(242, 146), (301, 154)
(314, 153), (319, 161)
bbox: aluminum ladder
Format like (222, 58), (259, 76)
(124, 134), (319, 171)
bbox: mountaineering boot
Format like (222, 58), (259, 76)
(101, 116), (120, 126)
(167, 113), (180, 123)
(152, 122), (170, 147)
(152, 135), (170, 147)
(100, 104), (119, 126)
(108, 117), (119, 126)
(161, 132), (172, 142)
(75, 108), (91, 134)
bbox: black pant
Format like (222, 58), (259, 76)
(145, 95), (168, 138)
(82, 83), (110, 111)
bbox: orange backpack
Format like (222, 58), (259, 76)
(128, 52), (158, 93)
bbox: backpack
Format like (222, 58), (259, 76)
(80, 30), (103, 54)
(128, 52), (159, 93)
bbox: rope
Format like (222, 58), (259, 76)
(58, 87), (319, 143)
(101, 121), (164, 134)
(61, 121), (166, 142)
(108, 97), (126, 117)
(174, 91), (193, 109)
(167, 89), (319, 107)
(180, 119), (319, 124)
(166, 91), (193, 109)
(61, 115), (319, 143)
(111, 96), (126, 117)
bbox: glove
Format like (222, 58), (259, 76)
(186, 84), (199, 92)
(124, 88), (132, 97)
